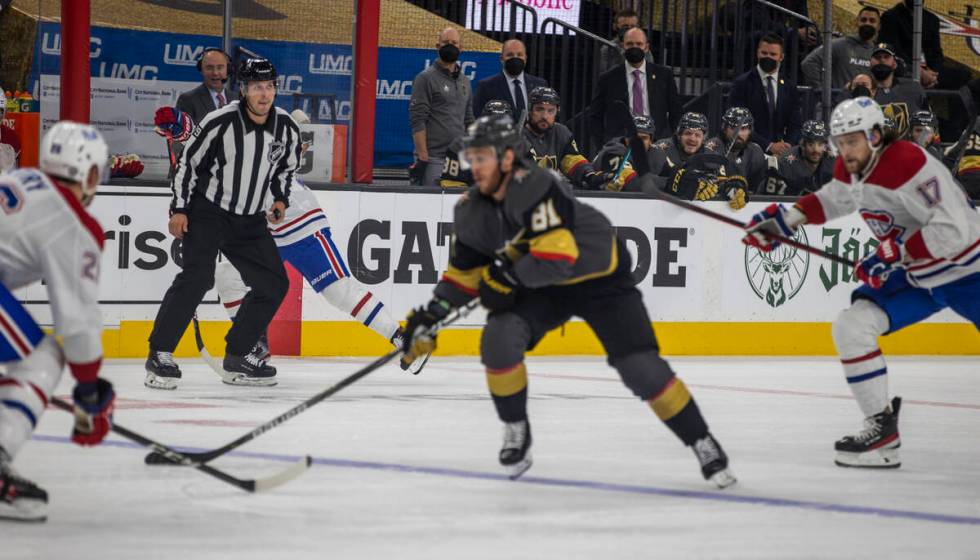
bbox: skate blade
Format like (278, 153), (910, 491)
(0, 500), (47, 522)
(708, 468), (738, 489)
(505, 454), (533, 480)
(221, 374), (278, 387)
(144, 372), (178, 391)
(402, 351), (431, 375)
(835, 447), (901, 469)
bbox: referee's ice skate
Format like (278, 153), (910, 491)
(221, 352), (278, 387)
(144, 350), (182, 390)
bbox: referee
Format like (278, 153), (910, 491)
(145, 57), (301, 390)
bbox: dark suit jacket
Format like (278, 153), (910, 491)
(728, 68), (802, 149)
(176, 84), (230, 125)
(472, 72), (548, 118)
(589, 61), (681, 145)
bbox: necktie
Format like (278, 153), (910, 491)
(512, 79), (525, 116)
(632, 69), (645, 116)
(216, 91), (226, 108)
(766, 76), (776, 121)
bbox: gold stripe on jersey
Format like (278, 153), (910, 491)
(648, 378), (692, 421)
(486, 363), (528, 397)
(441, 264), (483, 295)
(481, 266), (514, 294)
(959, 154), (980, 175)
(560, 154), (588, 177)
(440, 179), (468, 188)
(529, 227), (580, 264)
(556, 234), (619, 286)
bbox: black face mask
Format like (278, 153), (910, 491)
(438, 44), (460, 64)
(871, 63), (893, 81)
(504, 57), (525, 76)
(758, 57), (779, 74)
(858, 24), (876, 41)
(624, 47), (646, 64)
(851, 85), (872, 98)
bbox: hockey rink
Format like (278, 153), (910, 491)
(8, 355), (980, 559)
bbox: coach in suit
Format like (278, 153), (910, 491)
(472, 39), (547, 118)
(176, 48), (233, 124)
(728, 33), (802, 157)
(589, 27), (681, 145)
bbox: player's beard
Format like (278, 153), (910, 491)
(528, 119), (551, 135)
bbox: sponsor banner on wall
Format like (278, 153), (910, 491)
(30, 23), (501, 172)
(466, 0), (580, 33)
(17, 188), (966, 329)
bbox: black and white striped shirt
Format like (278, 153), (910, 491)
(172, 101), (301, 216)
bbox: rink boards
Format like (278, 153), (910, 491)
(15, 185), (979, 356)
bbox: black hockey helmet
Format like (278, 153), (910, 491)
(482, 99), (512, 117)
(239, 57), (277, 84)
(721, 107), (754, 130)
(801, 119), (829, 142)
(676, 112), (708, 134)
(910, 110), (937, 128)
(528, 86), (560, 109)
(633, 115), (656, 136)
(461, 114), (522, 154)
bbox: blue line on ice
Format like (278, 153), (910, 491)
(33, 434), (980, 527)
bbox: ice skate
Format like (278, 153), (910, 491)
(144, 350), (182, 390)
(835, 397), (901, 469)
(393, 328), (429, 375)
(692, 433), (737, 489)
(0, 452), (47, 523)
(222, 352), (278, 387)
(499, 419), (533, 480)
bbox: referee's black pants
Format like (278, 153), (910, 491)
(149, 194), (289, 357)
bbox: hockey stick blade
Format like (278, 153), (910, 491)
(145, 298), (483, 466)
(192, 315), (234, 382)
(50, 398), (310, 492)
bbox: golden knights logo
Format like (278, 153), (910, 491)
(744, 228), (810, 308)
(881, 102), (910, 139)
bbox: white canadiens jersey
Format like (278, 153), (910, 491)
(800, 141), (980, 289)
(267, 180), (330, 247)
(0, 168), (104, 370)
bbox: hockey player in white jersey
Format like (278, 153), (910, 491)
(743, 97), (979, 469)
(0, 122), (115, 521)
(212, 110), (427, 374)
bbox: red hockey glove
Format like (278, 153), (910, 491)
(742, 203), (796, 252)
(855, 237), (902, 289)
(154, 107), (193, 142)
(71, 378), (115, 446)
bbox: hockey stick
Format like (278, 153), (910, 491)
(623, 112), (857, 267)
(50, 397), (311, 492)
(147, 298), (483, 466)
(192, 314), (231, 381)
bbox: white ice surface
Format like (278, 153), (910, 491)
(5, 356), (980, 560)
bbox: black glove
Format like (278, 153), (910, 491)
(583, 170), (614, 190)
(716, 175), (749, 209)
(401, 298), (451, 364)
(408, 160), (428, 186)
(668, 167), (719, 201)
(479, 254), (520, 311)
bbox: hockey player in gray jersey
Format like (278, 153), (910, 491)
(590, 115), (658, 192)
(438, 100), (514, 188)
(398, 114), (736, 488)
(705, 107), (768, 193)
(909, 110), (942, 160)
(522, 87), (612, 190)
(766, 119), (835, 196)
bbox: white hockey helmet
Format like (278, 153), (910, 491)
(39, 121), (109, 204)
(830, 97), (885, 142)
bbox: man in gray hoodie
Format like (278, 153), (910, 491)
(409, 27), (476, 186)
(801, 6), (880, 89)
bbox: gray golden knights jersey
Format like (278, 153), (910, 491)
(522, 123), (592, 186)
(434, 162), (620, 305)
(874, 77), (929, 138)
(705, 136), (768, 193)
(764, 145), (834, 196)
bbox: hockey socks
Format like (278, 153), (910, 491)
(832, 299), (891, 417)
(486, 363), (529, 423)
(841, 349), (889, 417)
(647, 378), (709, 446)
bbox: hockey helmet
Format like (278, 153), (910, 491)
(910, 110), (936, 129)
(801, 119), (829, 142)
(633, 115), (656, 136)
(482, 99), (512, 117)
(238, 57), (277, 84)
(676, 112), (709, 135)
(462, 114), (522, 155)
(528, 87), (560, 109)
(829, 97), (885, 140)
(721, 107), (754, 131)
(39, 121), (109, 205)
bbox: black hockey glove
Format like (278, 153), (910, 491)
(401, 298), (451, 365)
(668, 167), (719, 201)
(408, 160), (428, 186)
(716, 175), (749, 210)
(582, 170), (615, 190)
(479, 253), (520, 312)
